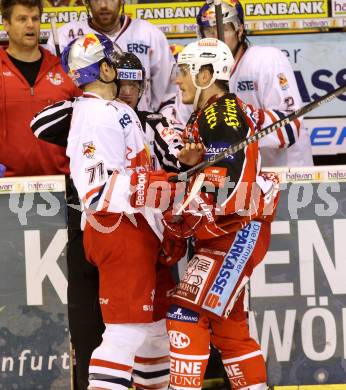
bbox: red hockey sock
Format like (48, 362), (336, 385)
(166, 312), (210, 390)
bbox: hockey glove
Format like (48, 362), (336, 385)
(163, 192), (215, 239)
(130, 169), (181, 210)
(159, 232), (187, 266)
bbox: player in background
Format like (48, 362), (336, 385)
(160, 37), (303, 390)
(175, 0), (312, 168)
(116, 51), (182, 172)
(0, 0), (80, 177)
(46, 0), (177, 115)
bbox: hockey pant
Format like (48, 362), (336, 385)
(83, 213), (160, 323)
(88, 320), (170, 390)
(166, 221), (271, 390)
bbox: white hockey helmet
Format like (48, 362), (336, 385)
(177, 38), (234, 85)
(177, 38), (234, 109)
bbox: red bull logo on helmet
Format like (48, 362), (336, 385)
(82, 34), (98, 52)
(202, 8), (216, 21)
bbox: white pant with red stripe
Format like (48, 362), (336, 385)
(88, 321), (170, 390)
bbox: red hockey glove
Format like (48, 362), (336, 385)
(130, 169), (180, 210)
(159, 232), (187, 266)
(163, 192), (215, 239)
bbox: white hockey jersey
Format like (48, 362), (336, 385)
(46, 16), (177, 113)
(229, 45), (313, 167)
(66, 92), (163, 238)
(174, 45), (313, 168)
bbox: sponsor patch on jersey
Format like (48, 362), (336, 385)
(167, 305), (199, 323)
(277, 73), (289, 90)
(203, 101), (218, 130)
(46, 72), (63, 86)
(201, 221), (261, 317)
(174, 254), (215, 306)
(223, 98), (241, 128)
(127, 42), (150, 54)
(205, 142), (234, 162)
(82, 141), (96, 159)
(204, 166), (227, 188)
(236, 80), (258, 92)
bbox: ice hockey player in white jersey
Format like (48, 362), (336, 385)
(190, 0), (314, 167)
(31, 50), (184, 390)
(60, 32), (180, 390)
(46, 0), (177, 114)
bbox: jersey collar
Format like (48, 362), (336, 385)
(82, 92), (104, 99)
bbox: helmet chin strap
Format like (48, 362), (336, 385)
(193, 86), (202, 111)
(192, 74), (215, 111)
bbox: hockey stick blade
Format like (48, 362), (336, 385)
(170, 83), (346, 183)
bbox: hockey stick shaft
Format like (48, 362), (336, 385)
(214, 0), (225, 42)
(50, 13), (60, 57)
(170, 84), (346, 183)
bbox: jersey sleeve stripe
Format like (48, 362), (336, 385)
(101, 171), (119, 211)
(265, 110), (285, 148)
(293, 118), (301, 137)
(273, 110), (296, 147)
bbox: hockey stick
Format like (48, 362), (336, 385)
(214, 0), (225, 42)
(175, 173), (205, 215)
(170, 84), (346, 183)
(49, 13), (60, 57)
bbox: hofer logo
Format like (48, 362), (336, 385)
(168, 330), (190, 349)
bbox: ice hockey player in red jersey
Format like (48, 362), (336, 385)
(162, 38), (285, 390)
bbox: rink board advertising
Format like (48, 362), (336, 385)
(332, 0), (346, 17)
(250, 166), (346, 386)
(0, 0), (346, 39)
(0, 176), (70, 389)
(1, 169), (346, 387)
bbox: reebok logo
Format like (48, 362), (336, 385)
(135, 172), (147, 206)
